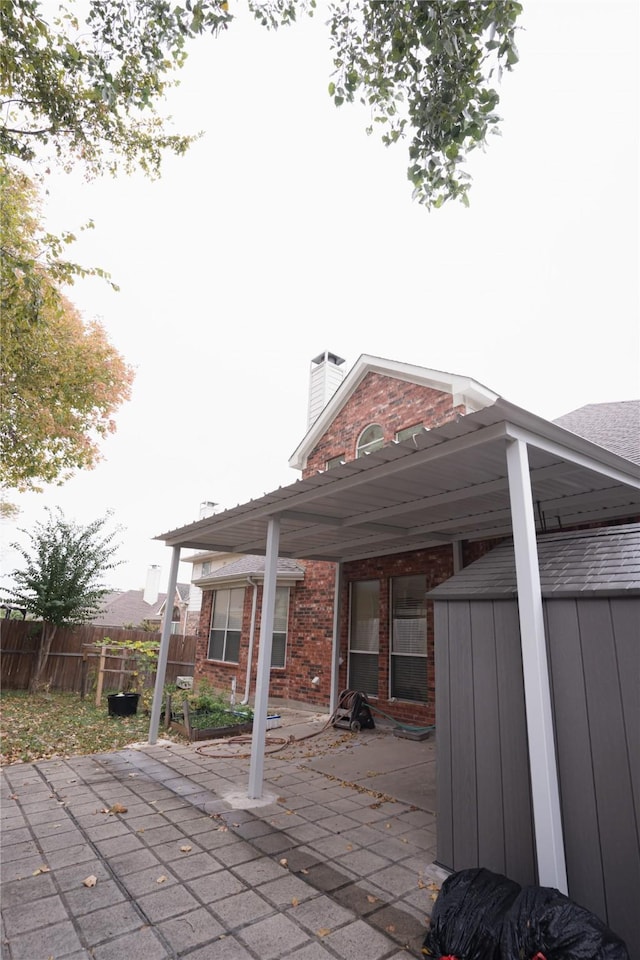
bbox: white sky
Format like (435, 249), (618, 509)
(2, 0), (638, 592)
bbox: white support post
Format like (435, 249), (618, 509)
(148, 546), (181, 746)
(248, 517), (280, 799)
(506, 438), (568, 891)
(329, 562), (343, 715)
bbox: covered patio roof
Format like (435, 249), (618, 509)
(157, 399), (640, 560)
(152, 397), (640, 893)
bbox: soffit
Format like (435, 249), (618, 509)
(158, 400), (640, 563)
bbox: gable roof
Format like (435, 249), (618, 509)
(554, 400), (640, 464)
(288, 354), (499, 471)
(427, 523), (640, 599)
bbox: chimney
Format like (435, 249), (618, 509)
(199, 501), (217, 519)
(144, 564), (161, 606)
(307, 351), (346, 426)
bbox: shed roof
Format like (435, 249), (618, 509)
(194, 555), (305, 586)
(428, 523), (640, 599)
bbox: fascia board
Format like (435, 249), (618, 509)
(194, 573), (305, 589)
(288, 353), (499, 470)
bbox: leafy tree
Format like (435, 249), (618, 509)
(1, 0), (522, 206)
(4, 509), (122, 692)
(0, 161), (134, 493)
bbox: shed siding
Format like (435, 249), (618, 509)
(436, 594), (640, 957)
(547, 598), (640, 954)
(435, 598), (536, 885)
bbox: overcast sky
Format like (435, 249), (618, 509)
(2, 0), (638, 593)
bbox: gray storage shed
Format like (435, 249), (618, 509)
(430, 522), (640, 957)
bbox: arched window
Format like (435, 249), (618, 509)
(356, 424), (384, 458)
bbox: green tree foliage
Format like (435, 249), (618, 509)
(1, 0), (522, 205)
(0, 162), (134, 493)
(5, 509), (122, 692)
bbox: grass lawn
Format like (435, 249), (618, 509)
(0, 690), (184, 766)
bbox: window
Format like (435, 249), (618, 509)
(208, 587), (245, 662)
(396, 423), (424, 443)
(356, 424), (384, 458)
(271, 587), (290, 668)
(201, 561), (212, 577)
(170, 605), (181, 635)
(348, 580), (379, 695)
(326, 454), (345, 470)
(390, 575), (427, 702)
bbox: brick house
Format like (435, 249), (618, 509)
(192, 353), (502, 724)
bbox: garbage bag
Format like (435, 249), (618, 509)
(423, 867), (521, 959)
(500, 886), (630, 960)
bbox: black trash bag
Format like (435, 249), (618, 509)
(423, 867), (521, 959)
(500, 886), (630, 960)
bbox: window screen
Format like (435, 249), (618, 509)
(349, 580), (379, 696)
(390, 575), (427, 702)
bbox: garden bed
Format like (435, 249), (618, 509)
(165, 694), (253, 741)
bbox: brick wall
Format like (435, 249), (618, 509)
(195, 565), (336, 708)
(303, 371), (466, 476)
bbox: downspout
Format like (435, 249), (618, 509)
(241, 576), (259, 705)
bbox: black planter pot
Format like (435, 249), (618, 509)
(107, 693), (140, 717)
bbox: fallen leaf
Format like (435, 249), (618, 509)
(316, 928), (331, 938)
(385, 822), (391, 829)
(427, 882), (440, 891)
(277, 796), (287, 803)
(345, 844), (353, 851)
(157, 875), (168, 884)
(108, 803), (128, 815)
(291, 897), (299, 907)
(386, 924), (396, 933)
(32, 866), (50, 876)
(301, 869), (309, 875)
(180, 845), (192, 853)
(430, 892), (439, 901)
(366, 895), (378, 904)
(82, 875), (97, 887)
(279, 858), (288, 867)
(401, 837), (408, 843)
(418, 879), (427, 889)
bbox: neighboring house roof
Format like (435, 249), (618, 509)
(554, 400), (640, 464)
(93, 584), (190, 627)
(289, 353), (500, 470)
(195, 555), (305, 587)
(428, 523), (640, 599)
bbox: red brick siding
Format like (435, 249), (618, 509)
(303, 372), (466, 476)
(195, 564), (336, 707)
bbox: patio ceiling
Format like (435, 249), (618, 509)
(157, 399), (640, 561)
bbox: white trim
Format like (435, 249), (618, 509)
(248, 517), (280, 799)
(288, 354), (499, 470)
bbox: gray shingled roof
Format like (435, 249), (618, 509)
(195, 555), (305, 585)
(554, 400), (640, 464)
(93, 584), (190, 627)
(428, 523), (640, 599)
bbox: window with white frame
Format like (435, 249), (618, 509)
(208, 587), (245, 662)
(396, 423), (424, 443)
(201, 561), (212, 577)
(356, 424), (384, 458)
(348, 580), (379, 695)
(390, 575), (427, 702)
(271, 587), (290, 668)
(326, 453), (345, 470)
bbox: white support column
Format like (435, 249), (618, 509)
(148, 546), (181, 745)
(329, 562), (343, 715)
(506, 438), (567, 891)
(248, 517), (280, 799)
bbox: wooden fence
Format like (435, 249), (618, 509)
(0, 620), (197, 694)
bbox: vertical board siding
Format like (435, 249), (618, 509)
(576, 599), (640, 953)
(435, 602), (453, 868)
(493, 600), (536, 886)
(545, 599), (606, 918)
(610, 598), (640, 830)
(470, 600), (505, 875)
(448, 601), (478, 868)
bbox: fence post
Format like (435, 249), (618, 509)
(95, 645), (107, 707)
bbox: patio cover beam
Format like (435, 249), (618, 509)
(506, 437), (568, 891)
(148, 545), (181, 746)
